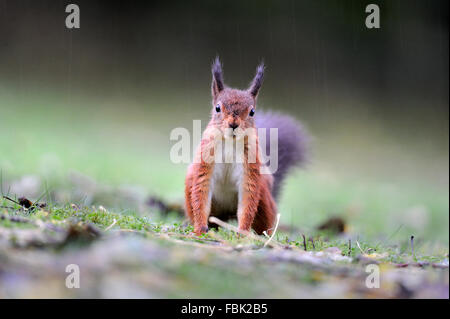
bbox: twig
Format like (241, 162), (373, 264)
(355, 240), (366, 254)
(264, 213), (281, 247)
(410, 235), (415, 257)
(209, 216), (256, 238)
(208, 216), (280, 248)
(2, 196), (19, 205)
(348, 239), (352, 257)
(105, 218), (117, 231)
(302, 234), (307, 251)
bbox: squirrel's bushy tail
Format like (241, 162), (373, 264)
(255, 111), (310, 200)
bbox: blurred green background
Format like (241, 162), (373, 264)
(0, 0), (448, 246)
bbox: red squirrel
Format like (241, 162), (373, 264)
(185, 57), (308, 236)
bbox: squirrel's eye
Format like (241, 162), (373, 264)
(215, 104), (221, 113)
(249, 108), (255, 117)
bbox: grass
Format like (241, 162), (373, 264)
(1, 199), (446, 265)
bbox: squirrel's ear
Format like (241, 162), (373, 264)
(248, 62), (265, 98)
(211, 57), (224, 99)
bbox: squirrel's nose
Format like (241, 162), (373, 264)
(229, 123), (239, 130)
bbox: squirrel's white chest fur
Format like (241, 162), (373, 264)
(210, 162), (243, 213)
(210, 141), (244, 214)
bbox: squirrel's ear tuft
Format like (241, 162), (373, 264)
(211, 56), (224, 99)
(248, 62), (265, 98)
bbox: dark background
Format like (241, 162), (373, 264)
(1, 0), (448, 106)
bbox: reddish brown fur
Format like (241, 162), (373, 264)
(185, 58), (277, 236)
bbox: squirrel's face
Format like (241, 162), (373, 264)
(210, 57), (264, 138)
(212, 89), (255, 137)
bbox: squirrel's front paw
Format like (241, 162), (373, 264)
(194, 225), (209, 236)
